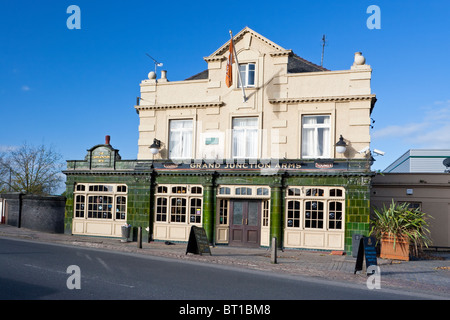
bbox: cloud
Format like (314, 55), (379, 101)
(372, 123), (428, 139)
(21, 85), (30, 91)
(413, 124), (450, 148)
(372, 100), (450, 149)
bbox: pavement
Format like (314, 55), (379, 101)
(1, 224), (449, 299)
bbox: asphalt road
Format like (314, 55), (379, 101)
(0, 237), (441, 302)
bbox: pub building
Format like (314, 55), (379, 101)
(63, 27), (376, 254)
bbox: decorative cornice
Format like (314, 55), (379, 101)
(135, 101), (223, 111)
(203, 56), (226, 62)
(268, 94), (377, 104)
(269, 50), (293, 57)
(63, 170), (147, 176)
(206, 27), (287, 59)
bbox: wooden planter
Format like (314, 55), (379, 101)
(380, 234), (410, 261)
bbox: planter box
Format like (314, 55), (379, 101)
(380, 235), (410, 261)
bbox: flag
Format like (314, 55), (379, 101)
(225, 37), (234, 88)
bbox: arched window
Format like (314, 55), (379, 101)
(288, 188), (301, 196)
(304, 201), (324, 229)
(287, 200), (301, 228)
(330, 188), (343, 197)
(328, 201), (343, 230)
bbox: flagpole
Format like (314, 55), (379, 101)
(229, 30), (247, 103)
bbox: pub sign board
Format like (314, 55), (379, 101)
(354, 236), (378, 275)
(186, 226), (211, 256)
(152, 159), (353, 172)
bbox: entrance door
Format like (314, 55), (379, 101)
(229, 200), (261, 247)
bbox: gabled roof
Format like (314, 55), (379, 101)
(185, 69), (208, 81)
(186, 27), (326, 80)
(205, 27), (288, 59)
(288, 54), (328, 73)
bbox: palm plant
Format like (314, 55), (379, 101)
(371, 200), (432, 257)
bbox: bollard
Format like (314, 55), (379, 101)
(137, 227), (142, 249)
(271, 237), (277, 264)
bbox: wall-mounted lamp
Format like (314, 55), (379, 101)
(335, 135), (347, 154)
(149, 138), (161, 155)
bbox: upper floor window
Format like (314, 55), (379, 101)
(232, 117), (258, 158)
(301, 115), (331, 158)
(169, 119), (193, 159)
(238, 63), (255, 88)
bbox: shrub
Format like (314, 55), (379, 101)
(371, 200), (432, 257)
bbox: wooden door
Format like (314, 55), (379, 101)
(229, 200), (261, 247)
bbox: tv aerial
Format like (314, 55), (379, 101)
(146, 53), (163, 74)
(321, 34), (327, 67)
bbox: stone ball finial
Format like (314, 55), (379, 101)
(354, 52), (366, 65)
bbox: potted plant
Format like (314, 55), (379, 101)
(370, 200), (432, 261)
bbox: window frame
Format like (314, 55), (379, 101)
(285, 186), (345, 231)
(154, 184), (203, 225)
(237, 63), (256, 88)
(218, 199), (229, 225)
(168, 119), (194, 160)
(301, 115), (332, 159)
(216, 185), (270, 199)
(73, 183), (127, 221)
(232, 117), (259, 159)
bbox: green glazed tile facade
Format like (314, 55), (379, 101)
(64, 150), (373, 255)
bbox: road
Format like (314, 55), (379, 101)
(0, 237), (442, 302)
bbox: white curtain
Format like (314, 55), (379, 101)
(302, 116), (330, 158)
(169, 120), (193, 159)
(232, 117), (258, 158)
(238, 65), (247, 88)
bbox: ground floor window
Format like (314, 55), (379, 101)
(154, 184), (203, 225)
(73, 184), (127, 221)
(218, 199), (228, 225)
(285, 187), (345, 230)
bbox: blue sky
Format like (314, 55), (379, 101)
(1, 0), (449, 174)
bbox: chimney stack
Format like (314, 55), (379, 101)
(159, 70), (168, 82)
(105, 135), (110, 145)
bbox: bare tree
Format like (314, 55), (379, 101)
(0, 143), (64, 195)
(0, 151), (10, 193)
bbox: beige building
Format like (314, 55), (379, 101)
(64, 27), (377, 254)
(136, 27), (375, 162)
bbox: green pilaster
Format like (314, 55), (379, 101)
(148, 171), (156, 242)
(202, 175), (216, 245)
(269, 175), (284, 248)
(64, 176), (75, 235)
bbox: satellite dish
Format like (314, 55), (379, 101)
(443, 158), (450, 168)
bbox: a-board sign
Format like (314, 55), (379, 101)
(354, 236), (378, 275)
(186, 226), (211, 256)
